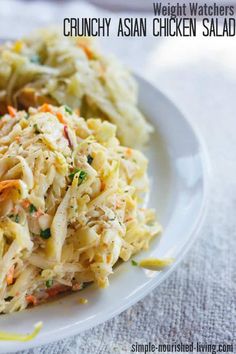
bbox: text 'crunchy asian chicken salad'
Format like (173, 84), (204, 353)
(0, 104), (161, 314)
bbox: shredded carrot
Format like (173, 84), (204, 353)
(39, 103), (53, 113)
(7, 106), (17, 117)
(26, 295), (37, 306)
(56, 111), (66, 125)
(14, 136), (20, 142)
(106, 254), (112, 263)
(0, 180), (20, 190)
(126, 148), (133, 158)
(78, 43), (94, 60)
(100, 181), (106, 192)
(46, 285), (68, 298)
(22, 199), (30, 208)
(6, 265), (15, 285)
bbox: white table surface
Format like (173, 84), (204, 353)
(0, 1), (235, 353)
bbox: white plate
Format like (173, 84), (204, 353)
(0, 75), (209, 353)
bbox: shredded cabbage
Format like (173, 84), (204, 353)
(0, 29), (153, 148)
(0, 104), (161, 313)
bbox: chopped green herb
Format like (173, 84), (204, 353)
(4, 296), (13, 302)
(87, 154), (93, 165)
(45, 279), (53, 288)
(131, 260), (138, 266)
(69, 169), (87, 185)
(30, 55), (41, 64)
(9, 214), (19, 223)
(29, 204), (37, 214)
(64, 105), (73, 115)
(15, 214), (19, 223)
(33, 124), (41, 134)
(25, 113), (29, 120)
(78, 170), (87, 183)
(0, 115), (3, 120)
(69, 169), (79, 181)
(40, 228), (51, 239)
